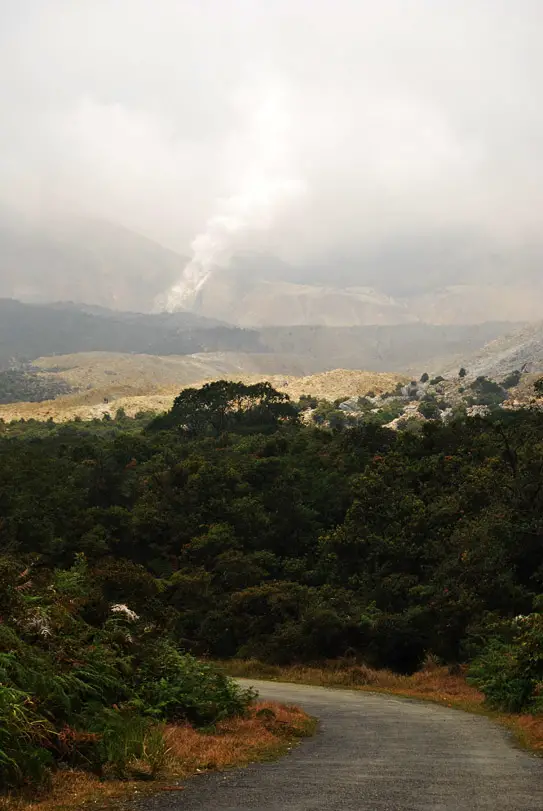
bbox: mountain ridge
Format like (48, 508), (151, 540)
(2, 214), (542, 325)
(0, 299), (520, 375)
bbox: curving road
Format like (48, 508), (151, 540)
(140, 679), (543, 810)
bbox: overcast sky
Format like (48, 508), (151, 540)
(1, 0), (542, 274)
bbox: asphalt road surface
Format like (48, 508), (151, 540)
(139, 679), (543, 811)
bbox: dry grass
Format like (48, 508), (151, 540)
(0, 353), (405, 423)
(216, 658), (543, 755)
(0, 702), (314, 811)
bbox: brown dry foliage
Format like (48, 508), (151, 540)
(0, 702), (313, 811)
(219, 657), (483, 705)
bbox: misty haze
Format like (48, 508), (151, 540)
(1, 1), (543, 327)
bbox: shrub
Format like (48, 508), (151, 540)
(0, 556), (255, 795)
(467, 639), (534, 712)
(500, 370), (521, 390)
(467, 376), (507, 407)
(418, 401), (441, 420)
(89, 709), (150, 777)
(468, 614), (543, 712)
(134, 644), (255, 726)
(0, 685), (54, 789)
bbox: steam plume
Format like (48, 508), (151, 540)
(160, 80), (303, 311)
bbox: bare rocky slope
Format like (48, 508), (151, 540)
(193, 269), (543, 327)
(440, 321), (543, 379)
(259, 322), (519, 374)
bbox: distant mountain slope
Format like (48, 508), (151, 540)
(0, 299), (522, 376)
(406, 284), (543, 325)
(194, 273), (417, 326)
(441, 321), (543, 379)
(260, 322), (521, 374)
(1, 214), (542, 325)
(0, 299), (264, 367)
(0, 215), (187, 311)
(191, 264), (543, 327)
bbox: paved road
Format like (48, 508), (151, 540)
(139, 679), (543, 811)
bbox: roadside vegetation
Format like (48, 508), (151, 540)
(0, 702), (312, 811)
(1, 378), (542, 802)
(218, 657), (543, 754)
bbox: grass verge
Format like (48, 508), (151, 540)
(0, 701), (315, 811)
(215, 658), (543, 756)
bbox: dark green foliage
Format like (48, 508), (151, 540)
(298, 394), (319, 409)
(467, 376), (508, 407)
(134, 647), (254, 725)
(500, 370), (522, 390)
(468, 613), (543, 712)
(1, 379), (543, 793)
(149, 380), (297, 435)
(311, 400), (350, 429)
(430, 375), (445, 385)
(459, 367), (467, 378)
(420, 372), (429, 383)
(418, 400), (441, 420)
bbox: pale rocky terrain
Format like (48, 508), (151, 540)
(441, 320), (543, 380)
(0, 357), (405, 423)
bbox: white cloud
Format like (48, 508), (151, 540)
(1, 0), (542, 289)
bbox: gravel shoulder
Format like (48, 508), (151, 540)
(137, 679), (543, 811)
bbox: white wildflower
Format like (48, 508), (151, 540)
(111, 603), (139, 622)
(25, 612), (53, 637)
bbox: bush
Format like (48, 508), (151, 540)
(500, 370), (522, 390)
(89, 709), (150, 777)
(467, 376), (507, 407)
(134, 644), (255, 726)
(418, 401), (441, 420)
(0, 558), (255, 794)
(468, 614), (543, 712)
(0, 685), (54, 789)
(468, 640), (534, 712)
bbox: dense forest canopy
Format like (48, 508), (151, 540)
(1, 380), (543, 790)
